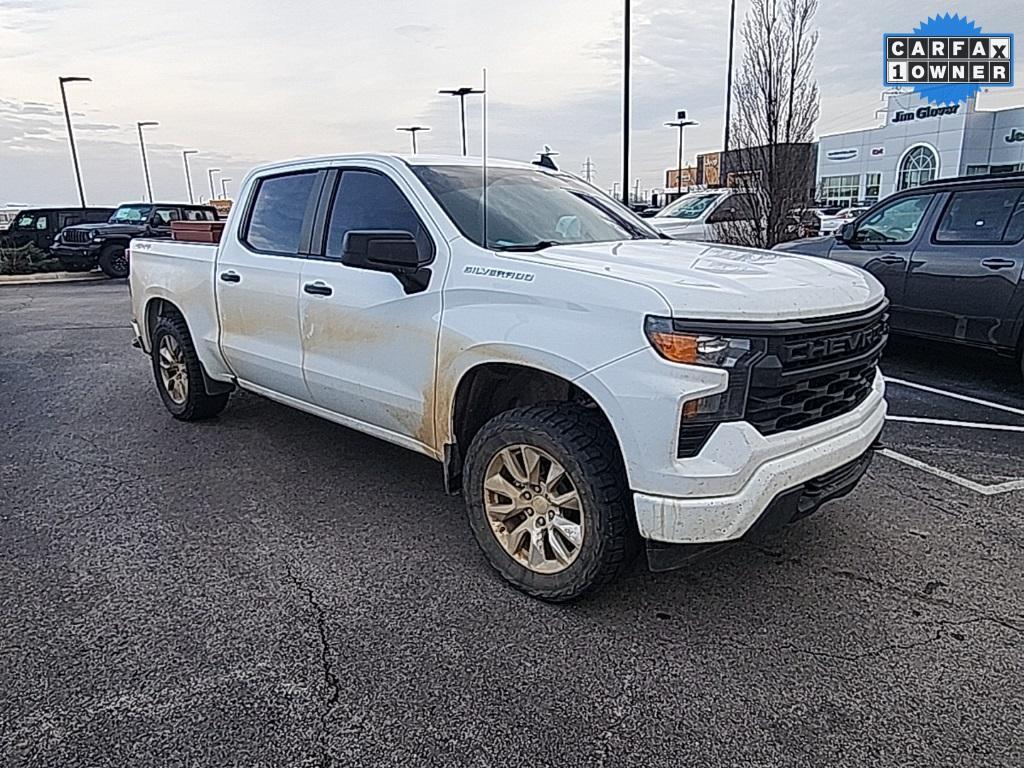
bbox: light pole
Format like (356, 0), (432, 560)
(58, 76), (91, 207)
(396, 125), (430, 154)
(438, 87), (483, 155)
(137, 121), (158, 202)
(622, 0), (631, 206)
(665, 111), (698, 196)
(207, 168), (220, 200)
(220, 178), (232, 199)
(182, 150), (198, 204)
(722, 0), (737, 185)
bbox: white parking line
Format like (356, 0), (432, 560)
(884, 376), (1024, 417)
(886, 416), (1024, 432)
(879, 376), (1024, 496)
(878, 448), (1024, 496)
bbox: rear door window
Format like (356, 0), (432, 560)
(935, 188), (1024, 244)
(244, 172), (320, 254)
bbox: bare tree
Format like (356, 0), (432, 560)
(722, 0), (820, 248)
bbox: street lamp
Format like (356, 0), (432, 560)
(182, 150), (198, 204)
(136, 121), (159, 203)
(665, 111), (698, 196)
(220, 178), (232, 199)
(438, 87), (483, 155)
(207, 168), (220, 200)
(58, 76), (91, 207)
(396, 125), (430, 154)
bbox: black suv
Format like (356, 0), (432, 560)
(1, 207), (115, 255)
(776, 173), (1024, 379)
(52, 202), (218, 278)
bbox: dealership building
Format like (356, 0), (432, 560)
(816, 92), (1024, 207)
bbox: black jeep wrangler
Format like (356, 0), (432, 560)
(1, 207), (115, 256)
(52, 202), (218, 278)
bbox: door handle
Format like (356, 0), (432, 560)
(303, 281), (333, 296)
(219, 271), (241, 283)
(876, 255), (904, 264)
(981, 258), (1016, 270)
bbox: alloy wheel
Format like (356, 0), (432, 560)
(158, 334), (188, 405)
(483, 444), (585, 574)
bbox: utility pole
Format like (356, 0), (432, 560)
(722, 0), (737, 185)
(137, 121), (159, 203)
(581, 156), (595, 183)
(207, 168), (220, 200)
(621, 0), (631, 206)
(396, 125), (430, 154)
(634, 177), (640, 204)
(59, 76), (91, 207)
(220, 178), (232, 198)
(182, 150), (198, 204)
(666, 111), (698, 195)
(439, 87), (483, 155)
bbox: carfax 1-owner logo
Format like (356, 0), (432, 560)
(884, 14), (1013, 105)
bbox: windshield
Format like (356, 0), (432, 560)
(110, 205), (152, 224)
(410, 164), (659, 250)
(655, 192), (724, 220)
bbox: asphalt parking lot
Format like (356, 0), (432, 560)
(1, 281), (1021, 768)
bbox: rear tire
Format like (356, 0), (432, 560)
(463, 403), (638, 602)
(151, 315), (229, 421)
(98, 244), (128, 278)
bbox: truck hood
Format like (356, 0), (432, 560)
(650, 218), (702, 234)
(772, 235), (836, 258)
(524, 239), (884, 322)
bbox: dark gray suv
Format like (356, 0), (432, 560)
(776, 174), (1024, 379)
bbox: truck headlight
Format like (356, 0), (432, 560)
(645, 316), (767, 422)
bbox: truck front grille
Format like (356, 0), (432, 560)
(744, 307), (887, 436)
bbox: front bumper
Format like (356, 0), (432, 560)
(632, 384), (885, 545)
(645, 445), (875, 571)
(52, 242), (102, 264)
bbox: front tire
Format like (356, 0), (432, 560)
(98, 244), (128, 278)
(151, 315), (229, 421)
(463, 403), (638, 602)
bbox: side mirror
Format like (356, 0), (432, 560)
(837, 222), (856, 242)
(341, 230), (431, 293)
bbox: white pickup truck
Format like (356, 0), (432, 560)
(130, 154), (888, 601)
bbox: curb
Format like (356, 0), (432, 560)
(0, 272), (111, 286)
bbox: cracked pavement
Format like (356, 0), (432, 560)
(1, 282), (1022, 767)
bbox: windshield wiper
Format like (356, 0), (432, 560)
(495, 240), (561, 252)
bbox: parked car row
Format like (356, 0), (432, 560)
(634, 173), (1023, 381)
(1, 203), (218, 277)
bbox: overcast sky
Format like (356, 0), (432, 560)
(2, 0), (1023, 206)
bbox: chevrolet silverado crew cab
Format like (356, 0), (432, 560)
(129, 154), (888, 601)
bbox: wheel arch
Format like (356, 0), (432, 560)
(443, 360), (626, 494)
(143, 295), (233, 396)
